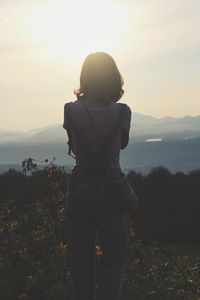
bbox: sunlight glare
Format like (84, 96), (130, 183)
(26, 0), (131, 62)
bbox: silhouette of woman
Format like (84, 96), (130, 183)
(63, 52), (132, 300)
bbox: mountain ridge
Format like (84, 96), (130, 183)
(0, 112), (200, 173)
(1, 112), (200, 144)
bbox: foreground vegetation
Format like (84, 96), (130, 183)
(0, 158), (200, 300)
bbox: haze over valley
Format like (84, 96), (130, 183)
(1, 112), (200, 174)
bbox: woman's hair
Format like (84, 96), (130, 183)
(74, 52), (124, 103)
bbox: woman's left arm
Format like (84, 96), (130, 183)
(120, 104), (132, 149)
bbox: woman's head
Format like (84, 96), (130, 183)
(74, 52), (124, 103)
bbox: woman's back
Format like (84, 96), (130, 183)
(63, 98), (132, 170)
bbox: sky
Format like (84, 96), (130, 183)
(0, 0), (200, 131)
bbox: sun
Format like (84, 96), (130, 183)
(26, 0), (131, 62)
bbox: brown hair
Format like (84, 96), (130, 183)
(74, 52), (124, 103)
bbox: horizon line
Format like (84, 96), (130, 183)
(1, 112), (200, 133)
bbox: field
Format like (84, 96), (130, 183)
(1, 159), (200, 300)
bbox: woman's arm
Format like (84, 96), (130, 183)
(63, 102), (74, 153)
(120, 104), (132, 149)
(120, 127), (129, 149)
(66, 128), (74, 148)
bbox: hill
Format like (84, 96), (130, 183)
(0, 113), (200, 173)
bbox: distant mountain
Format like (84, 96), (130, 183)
(0, 113), (200, 174)
(1, 112), (200, 144)
(0, 130), (29, 143)
(130, 113), (200, 142)
(0, 124), (61, 144)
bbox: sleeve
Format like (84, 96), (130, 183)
(121, 104), (132, 130)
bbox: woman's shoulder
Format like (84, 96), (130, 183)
(116, 102), (132, 114)
(64, 100), (82, 114)
(64, 100), (132, 113)
(64, 99), (78, 107)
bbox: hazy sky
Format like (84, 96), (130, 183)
(0, 0), (200, 131)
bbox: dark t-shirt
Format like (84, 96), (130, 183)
(63, 99), (132, 170)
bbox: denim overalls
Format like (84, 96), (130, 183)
(65, 164), (129, 300)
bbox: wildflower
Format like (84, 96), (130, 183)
(128, 228), (135, 237)
(19, 247), (28, 258)
(51, 182), (59, 190)
(19, 292), (29, 300)
(175, 288), (185, 296)
(96, 245), (102, 256)
(147, 264), (157, 274)
(9, 219), (18, 230)
(56, 242), (68, 254)
(57, 207), (65, 216)
(47, 169), (53, 177)
(34, 227), (45, 241)
(133, 257), (141, 264)
(56, 191), (65, 201)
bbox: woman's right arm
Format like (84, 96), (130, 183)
(63, 102), (74, 149)
(120, 127), (129, 149)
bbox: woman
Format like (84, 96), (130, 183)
(63, 52), (132, 300)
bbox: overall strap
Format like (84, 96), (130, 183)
(80, 100), (126, 162)
(66, 101), (126, 165)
